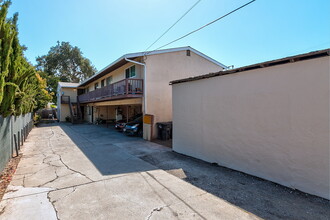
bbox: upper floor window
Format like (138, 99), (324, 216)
(94, 82), (99, 90)
(125, 65), (136, 78)
(106, 76), (112, 85)
(101, 79), (105, 88)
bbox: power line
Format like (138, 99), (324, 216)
(144, 0), (202, 53)
(147, 0), (256, 54)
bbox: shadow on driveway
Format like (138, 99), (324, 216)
(45, 122), (329, 220)
(58, 123), (158, 176)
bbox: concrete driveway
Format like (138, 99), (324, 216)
(0, 123), (260, 220)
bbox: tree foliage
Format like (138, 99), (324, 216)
(36, 41), (97, 101)
(0, 0), (52, 117)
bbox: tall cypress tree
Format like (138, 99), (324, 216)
(0, 1), (52, 116)
(0, 0), (14, 107)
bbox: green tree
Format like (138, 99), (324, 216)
(0, 0), (52, 116)
(0, 0), (14, 107)
(36, 41), (97, 102)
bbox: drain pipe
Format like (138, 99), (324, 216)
(124, 57), (147, 114)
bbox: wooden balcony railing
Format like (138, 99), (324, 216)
(61, 95), (70, 104)
(61, 95), (77, 104)
(78, 78), (143, 103)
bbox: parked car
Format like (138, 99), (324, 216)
(115, 114), (142, 131)
(123, 116), (143, 137)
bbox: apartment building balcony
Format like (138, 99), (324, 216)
(78, 78), (143, 103)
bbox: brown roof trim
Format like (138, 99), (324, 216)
(170, 48), (330, 85)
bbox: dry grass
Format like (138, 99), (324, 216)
(0, 155), (22, 200)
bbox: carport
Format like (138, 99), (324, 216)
(82, 98), (142, 124)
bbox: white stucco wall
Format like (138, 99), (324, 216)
(84, 105), (93, 123)
(57, 86), (78, 122)
(59, 104), (70, 122)
(172, 56), (330, 199)
(145, 50), (224, 138)
(61, 87), (77, 102)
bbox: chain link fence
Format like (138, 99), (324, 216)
(0, 113), (33, 173)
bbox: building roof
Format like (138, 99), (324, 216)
(170, 48), (330, 85)
(58, 82), (79, 88)
(78, 46), (227, 87)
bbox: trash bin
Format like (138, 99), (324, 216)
(157, 122), (172, 140)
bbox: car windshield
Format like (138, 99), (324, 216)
(131, 116), (142, 123)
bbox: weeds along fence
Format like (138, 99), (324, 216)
(0, 113), (33, 173)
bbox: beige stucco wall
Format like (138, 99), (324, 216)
(59, 104), (70, 122)
(83, 105), (92, 123)
(61, 87), (77, 102)
(172, 56), (330, 199)
(145, 50), (224, 138)
(57, 87), (78, 122)
(83, 58), (143, 91)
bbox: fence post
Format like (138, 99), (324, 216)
(21, 129), (24, 145)
(13, 134), (19, 157)
(18, 131), (20, 150)
(10, 115), (13, 158)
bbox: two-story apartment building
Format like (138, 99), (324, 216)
(57, 82), (80, 122)
(57, 46), (226, 139)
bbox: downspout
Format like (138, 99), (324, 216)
(124, 57), (147, 114)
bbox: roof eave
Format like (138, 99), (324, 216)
(78, 46), (227, 87)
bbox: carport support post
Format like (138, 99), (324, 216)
(126, 105), (129, 123)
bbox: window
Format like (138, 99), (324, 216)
(101, 79), (105, 88)
(125, 65), (136, 78)
(106, 76), (112, 86)
(94, 82), (99, 90)
(86, 87), (89, 93)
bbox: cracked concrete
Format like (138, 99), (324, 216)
(146, 206), (165, 220)
(0, 123), (260, 219)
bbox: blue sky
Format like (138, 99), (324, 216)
(8, 0), (330, 70)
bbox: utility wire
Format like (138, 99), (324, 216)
(146, 0), (256, 54)
(144, 0), (202, 53)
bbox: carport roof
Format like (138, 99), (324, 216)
(170, 48), (330, 85)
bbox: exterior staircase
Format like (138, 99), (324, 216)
(68, 96), (83, 124)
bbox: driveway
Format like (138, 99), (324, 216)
(1, 123), (329, 220)
(0, 123), (259, 220)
